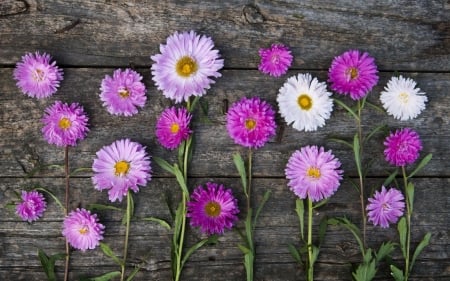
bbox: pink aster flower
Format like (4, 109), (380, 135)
(328, 50), (378, 100)
(92, 139), (152, 202)
(187, 182), (239, 235)
(367, 186), (405, 228)
(285, 146), (343, 202)
(41, 101), (89, 147)
(100, 68), (147, 116)
(15, 190), (47, 222)
(226, 97), (277, 149)
(151, 30), (224, 103)
(156, 107), (192, 150)
(258, 43), (293, 77)
(384, 128), (422, 167)
(62, 208), (105, 251)
(13, 51), (63, 98)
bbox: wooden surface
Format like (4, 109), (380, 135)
(0, 0), (449, 280)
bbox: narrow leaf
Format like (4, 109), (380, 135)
(153, 156), (175, 175)
(233, 153), (247, 194)
(328, 217), (364, 256)
(173, 164), (189, 195)
(410, 232), (431, 271)
(366, 100), (386, 114)
(37, 249), (53, 281)
(245, 209), (254, 251)
(126, 267), (141, 281)
(334, 98), (360, 121)
(253, 190), (271, 230)
(406, 182), (415, 212)
(70, 167), (92, 176)
(295, 199), (305, 241)
(397, 217), (407, 258)
(353, 133), (363, 179)
(287, 244), (302, 264)
(141, 217), (171, 230)
(328, 138), (353, 150)
(318, 217), (328, 246)
(310, 245), (320, 266)
(390, 264), (405, 281)
(238, 244), (251, 254)
(312, 198), (329, 209)
(383, 169), (399, 187)
(181, 235), (218, 268)
(100, 242), (123, 266)
(177, 140), (186, 170)
(35, 187), (65, 212)
(353, 260), (376, 281)
(365, 123), (387, 143)
(88, 203), (122, 212)
(408, 153), (432, 178)
(86, 271), (121, 281)
(375, 242), (396, 263)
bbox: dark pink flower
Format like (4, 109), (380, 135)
(16, 190), (47, 222)
(258, 44), (293, 77)
(156, 107), (192, 150)
(367, 186), (405, 228)
(62, 208), (105, 251)
(384, 128), (422, 166)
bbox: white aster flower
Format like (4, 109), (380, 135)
(277, 73), (333, 132)
(380, 75), (427, 120)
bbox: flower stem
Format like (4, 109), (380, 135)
(356, 99), (367, 248)
(246, 149), (255, 281)
(121, 191), (132, 281)
(247, 149), (253, 211)
(63, 146), (70, 281)
(402, 166), (411, 281)
(307, 198), (314, 281)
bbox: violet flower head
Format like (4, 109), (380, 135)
(328, 50), (378, 100)
(92, 139), (152, 202)
(16, 190), (47, 222)
(13, 51), (63, 99)
(41, 101), (89, 147)
(367, 186), (405, 228)
(156, 107), (192, 150)
(187, 182), (239, 235)
(100, 68), (147, 116)
(226, 97), (277, 149)
(62, 208), (105, 251)
(285, 145), (343, 202)
(258, 43), (293, 77)
(384, 128), (422, 167)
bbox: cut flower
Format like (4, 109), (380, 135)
(384, 128), (422, 167)
(367, 186), (405, 228)
(156, 107), (192, 150)
(258, 43), (293, 77)
(16, 190), (47, 222)
(62, 208), (105, 251)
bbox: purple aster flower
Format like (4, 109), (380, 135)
(285, 146), (343, 202)
(151, 30), (224, 103)
(92, 139), (152, 202)
(156, 107), (192, 150)
(62, 208), (105, 251)
(41, 101), (89, 147)
(15, 190), (47, 222)
(100, 68), (147, 116)
(13, 51), (63, 98)
(367, 186), (405, 228)
(187, 182), (239, 235)
(226, 97), (277, 149)
(384, 128), (422, 167)
(258, 43), (293, 77)
(328, 50), (378, 100)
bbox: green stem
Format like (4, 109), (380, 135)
(402, 166), (411, 281)
(121, 191), (132, 281)
(307, 199), (313, 281)
(247, 149), (253, 211)
(63, 146), (70, 281)
(246, 149), (255, 281)
(356, 99), (367, 249)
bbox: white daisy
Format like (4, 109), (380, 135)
(277, 73), (333, 132)
(380, 75), (427, 120)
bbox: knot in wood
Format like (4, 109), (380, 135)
(243, 4), (264, 24)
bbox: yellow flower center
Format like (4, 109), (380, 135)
(346, 67), (359, 80)
(205, 201), (221, 217)
(170, 123), (180, 134)
(118, 88), (130, 98)
(297, 94), (312, 110)
(79, 226), (88, 235)
(399, 92), (409, 104)
(176, 56), (198, 77)
(32, 68), (45, 82)
(58, 117), (71, 130)
(114, 160), (130, 176)
(307, 167), (321, 179)
(245, 119), (257, 130)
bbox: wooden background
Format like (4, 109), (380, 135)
(0, 0), (449, 280)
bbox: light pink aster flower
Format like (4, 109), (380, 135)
(258, 43), (293, 77)
(62, 208), (105, 251)
(100, 68), (147, 116)
(92, 139), (152, 202)
(226, 97), (277, 149)
(156, 107), (192, 150)
(151, 30), (224, 103)
(187, 182), (239, 235)
(41, 101), (89, 147)
(384, 128), (422, 167)
(13, 51), (63, 98)
(367, 186), (405, 228)
(285, 146), (343, 202)
(328, 50), (378, 100)
(16, 190), (47, 222)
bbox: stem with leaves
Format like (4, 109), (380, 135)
(120, 191), (133, 281)
(63, 146), (70, 281)
(306, 199), (314, 281)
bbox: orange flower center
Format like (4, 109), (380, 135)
(79, 226), (89, 235)
(245, 119), (256, 130)
(176, 56), (198, 77)
(118, 88), (130, 98)
(32, 68), (45, 82)
(170, 123), (180, 134)
(58, 117), (71, 130)
(114, 160), (130, 176)
(297, 94), (312, 110)
(205, 201), (221, 217)
(346, 67), (359, 80)
(307, 167), (321, 179)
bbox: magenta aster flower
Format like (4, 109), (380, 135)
(285, 146), (343, 202)
(41, 101), (89, 147)
(151, 30), (224, 103)
(328, 50), (378, 100)
(226, 97), (277, 149)
(92, 139), (152, 202)
(13, 51), (64, 99)
(367, 186), (405, 228)
(187, 182), (239, 235)
(62, 208), (105, 251)
(15, 190), (47, 222)
(384, 128), (422, 167)
(156, 107), (192, 150)
(100, 68), (147, 116)
(258, 43), (293, 77)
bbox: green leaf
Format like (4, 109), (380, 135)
(408, 153), (432, 178)
(141, 217), (171, 230)
(287, 244), (302, 264)
(410, 232), (431, 271)
(310, 245), (320, 266)
(188, 96), (201, 112)
(245, 209), (254, 251)
(390, 264), (405, 281)
(70, 167), (92, 176)
(328, 217), (364, 256)
(244, 252), (254, 281)
(295, 199), (305, 241)
(100, 242), (123, 266)
(334, 98), (360, 121)
(352, 260), (376, 281)
(34, 187), (65, 212)
(233, 153), (247, 195)
(328, 138), (353, 150)
(88, 203), (122, 212)
(126, 266), (141, 281)
(253, 190), (271, 231)
(37, 249), (65, 281)
(84, 271), (121, 281)
(153, 156), (175, 175)
(353, 133), (363, 179)
(406, 182), (415, 212)
(26, 164), (63, 178)
(365, 124), (387, 143)
(397, 217), (407, 258)
(173, 164), (189, 195)
(181, 235), (218, 268)
(238, 244), (251, 254)
(365, 100), (386, 114)
(312, 198), (329, 209)
(172, 202), (184, 247)
(375, 242), (396, 263)
(383, 169), (399, 187)
(177, 140), (186, 170)
(318, 217), (328, 246)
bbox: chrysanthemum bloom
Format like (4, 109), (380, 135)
(156, 107), (192, 150)
(328, 50), (378, 100)
(15, 190), (47, 222)
(41, 101), (89, 147)
(187, 182), (239, 235)
(226, 97), (277, 149)
(285, 146), (343, 202)
(100, 68), (147, 116)
(380, 75), (428, 121)
(367, 186), (405, 228)
(384, 128), (422, 167)
(92, 139), (151, 202)
(258, 43), (293, 77)
(151, 30), (224, 103)
(62, 208), (105, 251)
(13, 51), (63, 98)
(277, 73), (333, 132)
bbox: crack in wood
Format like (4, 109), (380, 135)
(54, 18), (81, 34)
